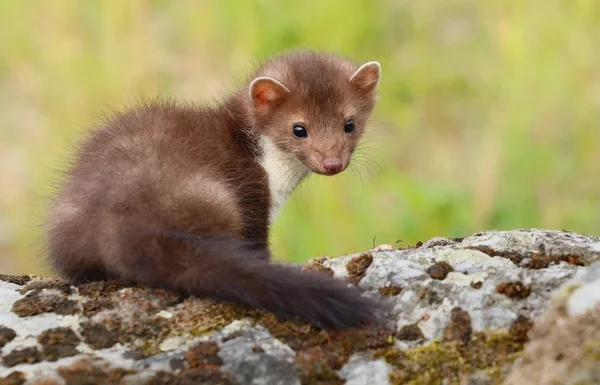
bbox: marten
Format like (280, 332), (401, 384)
(47, 50), (382, 329)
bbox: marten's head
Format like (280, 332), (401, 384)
(245, 50), (381, 176)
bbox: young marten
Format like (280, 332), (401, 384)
(47, 50), (382, 329)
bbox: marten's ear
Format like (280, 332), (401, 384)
(249, 77), (291, 113)
(349, 62), (381, 94)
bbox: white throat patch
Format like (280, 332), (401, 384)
(258, 136), (310, 223)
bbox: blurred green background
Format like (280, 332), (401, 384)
(1, 0), (599, 275)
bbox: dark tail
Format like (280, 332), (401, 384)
(101, 231), (378, 330)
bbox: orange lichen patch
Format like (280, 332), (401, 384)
(379, 285), (403, 297)
(57, 358), (132, 385)
(443, 308), (472, 344)
(467, 246), (589, 269)
(0, 371), (26, 385)
(524, 253), (584, 269)
(77, 280), (126, 297)
(294, 347), (345, 384)
(303, 256), (334, 277)
(426, 262), (453, 280)
(496, 281), (531, 300)
(397, 325), (425, 342)
(509, 315), (534, 343)
(20, 278), (73, 295)
(11, 289), (80, 317)
(2, 347), (42, 367)
(170, 299), (241, 337)
(80, 321), (119, 350)
(346, 253), (373, 284)
(184, 342), (223, 368)
(0, 326), (16, 348)
(0, 274), (33, 286)
(38, 327), (80, 361)
(465, 246), (525, 264)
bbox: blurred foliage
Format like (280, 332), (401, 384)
(0, 0), (599, 275)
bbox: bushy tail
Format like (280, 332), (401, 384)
(110, 231), (378, 329)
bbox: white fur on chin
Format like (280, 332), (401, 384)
(258, 136), (310, 223)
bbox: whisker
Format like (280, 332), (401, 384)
(348, 163), (364, 186)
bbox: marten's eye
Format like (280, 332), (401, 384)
(293, 125), (308, 138)
(344, 119), (355, 133)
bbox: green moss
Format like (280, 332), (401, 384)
(375, 330), (525, 385)
(164, 296), (396, 380)
(583, 340), (600, 362)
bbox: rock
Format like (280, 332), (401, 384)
(214, 321), (299, 385)
(504, 260), (600, 385)
(338, 353), (393, 385)
(0, 229), (597, 384)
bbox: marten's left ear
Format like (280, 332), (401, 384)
(349, 62), (381, 94)
(249, 77), (291, 114)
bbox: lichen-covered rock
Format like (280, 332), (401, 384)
(0, 229), (598, 385)
(504, 260), (600, 385)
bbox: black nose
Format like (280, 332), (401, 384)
(323, 158), (343, 174)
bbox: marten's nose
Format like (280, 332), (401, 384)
(323, 158), (343, 175)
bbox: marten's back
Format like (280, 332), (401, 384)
(47, 102), (268, 281)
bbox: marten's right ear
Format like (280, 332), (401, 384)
(249, 77), (291, 114)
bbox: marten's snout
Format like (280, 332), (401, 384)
(322, 158), (343, 175)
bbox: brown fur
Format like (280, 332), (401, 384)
(47, 50), (382, 329)
(244, 51), (378, 174)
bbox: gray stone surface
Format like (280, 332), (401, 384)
(0, 229), (598, 384)
(324, 229), (599, 343)
(505, 260), (600, 385)
(338, 353), (392, 385)
(215, 321), (299, 385)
